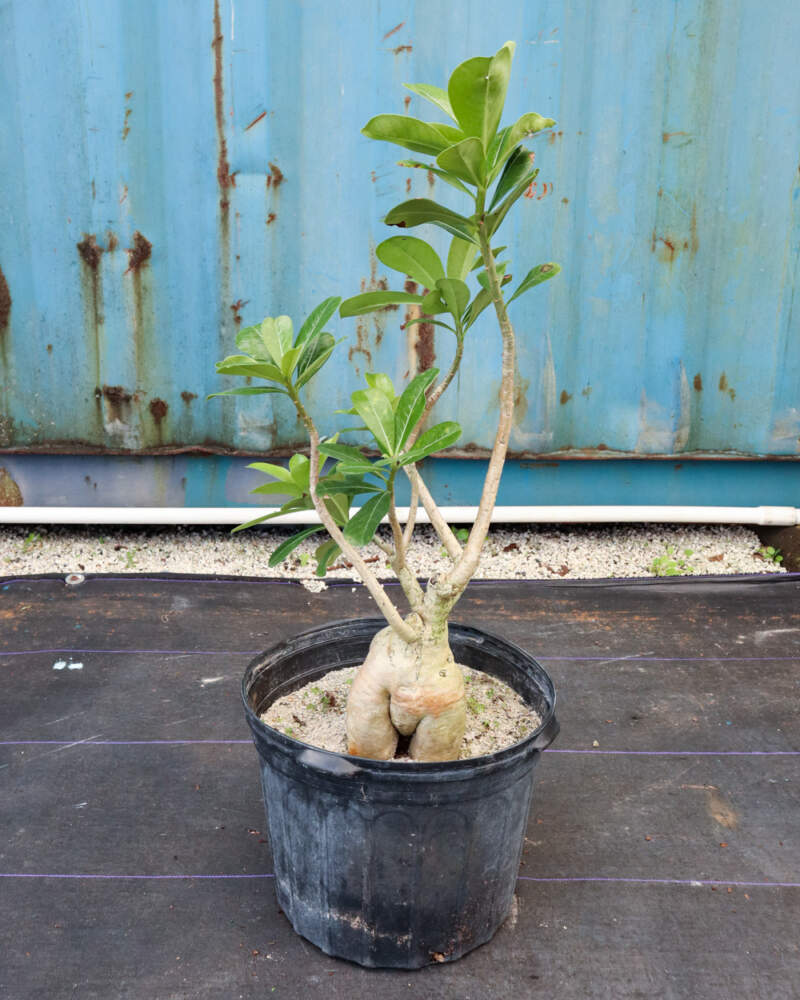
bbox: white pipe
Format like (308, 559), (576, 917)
(0, 505), (797, 526)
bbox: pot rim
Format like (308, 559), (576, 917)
(241, 617), (559, 778)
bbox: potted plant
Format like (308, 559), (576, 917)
(211, 42), (562, 968)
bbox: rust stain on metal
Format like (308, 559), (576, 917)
(125, 231), (152, 274)
(403, 95), (411, 112)
(230, 299), (249, 325)
(382, 21), (405, 40)
(245, 110), (267, 131)
(149, 398), (168, 423)
(559, 390), (572, 404)
(103, 385), (132, 406)
(415, 321), (435, 372)
(46, 343), (53, 353)
(0, 264), (11, 342)
(719, 373), (736, 400)
(212, 0), (233, 210)
(690, 203), (699, 255)
(0, 467), (23, 506)
(662, 130), (690, 143)
(693, 373), (703, 391)
(406, 177), (412, 194)
(122, 105), (132, 141)
(511, 366), (530, 424)
(106, 230), (119, 252)
(266, 212), (276, 225)
(77, 234), (103, 270)
(393, 44), (413, 55)
(181, 391), (197, 404)
(266, 162), (284, 188)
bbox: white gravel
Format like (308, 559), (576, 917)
(0, 522), (785, 587)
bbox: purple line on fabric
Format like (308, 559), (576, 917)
(2, 647), (798, 663)
(0, 872), (274, 880)
(0, 872), (796, 888)
(2, 741), (797, 756)
(517, 876), (800, 888)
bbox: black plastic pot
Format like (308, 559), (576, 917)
(242, 618), (559, 969)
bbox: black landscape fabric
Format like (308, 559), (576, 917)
(1, 572), (799, 999)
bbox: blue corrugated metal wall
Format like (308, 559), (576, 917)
(0, 0), (798, 506)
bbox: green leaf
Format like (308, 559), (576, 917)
(397, 159), (472, 196)
(402, 316), (456, 333)
(447, 236), (479, 281)
(399, 421), (461, 465)
(376, 236), (445, 289)
(317, 474), (385, 496)
(447, 42), (515, 149)
(361, 115), (459, 156)
(215, 355), (285, 382)
(343, 492), (391, 546)
(350, 388), (396, 456)
(339, 290), (423, 318)
(435, 136), (486, 187)
(314, 539), (341, 577)
(288, 453), (311, 492)
(295, 297), (341, 348)
(494, 111), (556, 170)
(235, 324), (270, 359)
(318, 442), (372, 466)
(394, 368), (438, 449)
(365, 372), (396, 400)
(507, 262), (561, 304)
(462, 288), (493, 330)
(470, 246), (507, 271)
(403, 82), (457, 122)
(421, 287), (448, 315)
(268, 526), (325, 567)
(384, 198), (477, 243)
(259, 316), (293, 366)
(249, 481), (303, 497)
(295, 333), (337, 389)
(476, 261), (508, 291)
(485, 167), (538, 237)
(280, 345), (303, 377)
(323, 493), (351, 526)
(246, 461), (293, 483)
(230, 497), (314, 534)
(489, 145), (533, 210)
(207, 386), (288, 399)
(435, 277), (470, 320)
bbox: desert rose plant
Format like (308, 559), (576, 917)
(211, 42), (560, 762)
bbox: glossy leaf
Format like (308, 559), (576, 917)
(361, 115), (458, 156)
(365, 372), (396, 401)
(394, 368), (438, 449)
(403, 315), (456, 333)
(448, 42), (514, 149)
(295, 333), (336, 389)
(397, 160), (471, 195)
(230, 496), (313, 534)
(339, 290), (423, 318)
(317, 473), (385, 495)
(207, 386), (287, 399)
(318, 442), (372, 466)
(399, 421), (461, 465)
(215, 356), (285, 382)
(476, 260), (508, 292)
(489, 146), (533, 210)
(485, 168), (538, 237)
(246, 461), (293, 483)
(288, 453), (311, 492)
(259, 316), (293, 366)
(268, 526), (324, 567)
(447, 236), (479, 281)
(403, 82), (457, 122)
(507, 262), (562, 304)
(343, 492), (391, 545)
(350, 388), (396, 456)
(494, 111), (556, 170)
(435, 136), (486, 187)
(435, 277), (470, 320)
(323, 493), (351, 526)
(249, 481), (303, 497)
(235, 324), (271, 359)
(376, 236), (445, 289)
(384, 199), (477, 243)
(280, 345), (303, 377)
(295, 297), (341, 348)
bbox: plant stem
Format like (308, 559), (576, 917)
(289, 390), (419, 643)
(441, 219), (516, 595)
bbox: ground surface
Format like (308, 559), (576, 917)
(1, 572), (799, 998)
